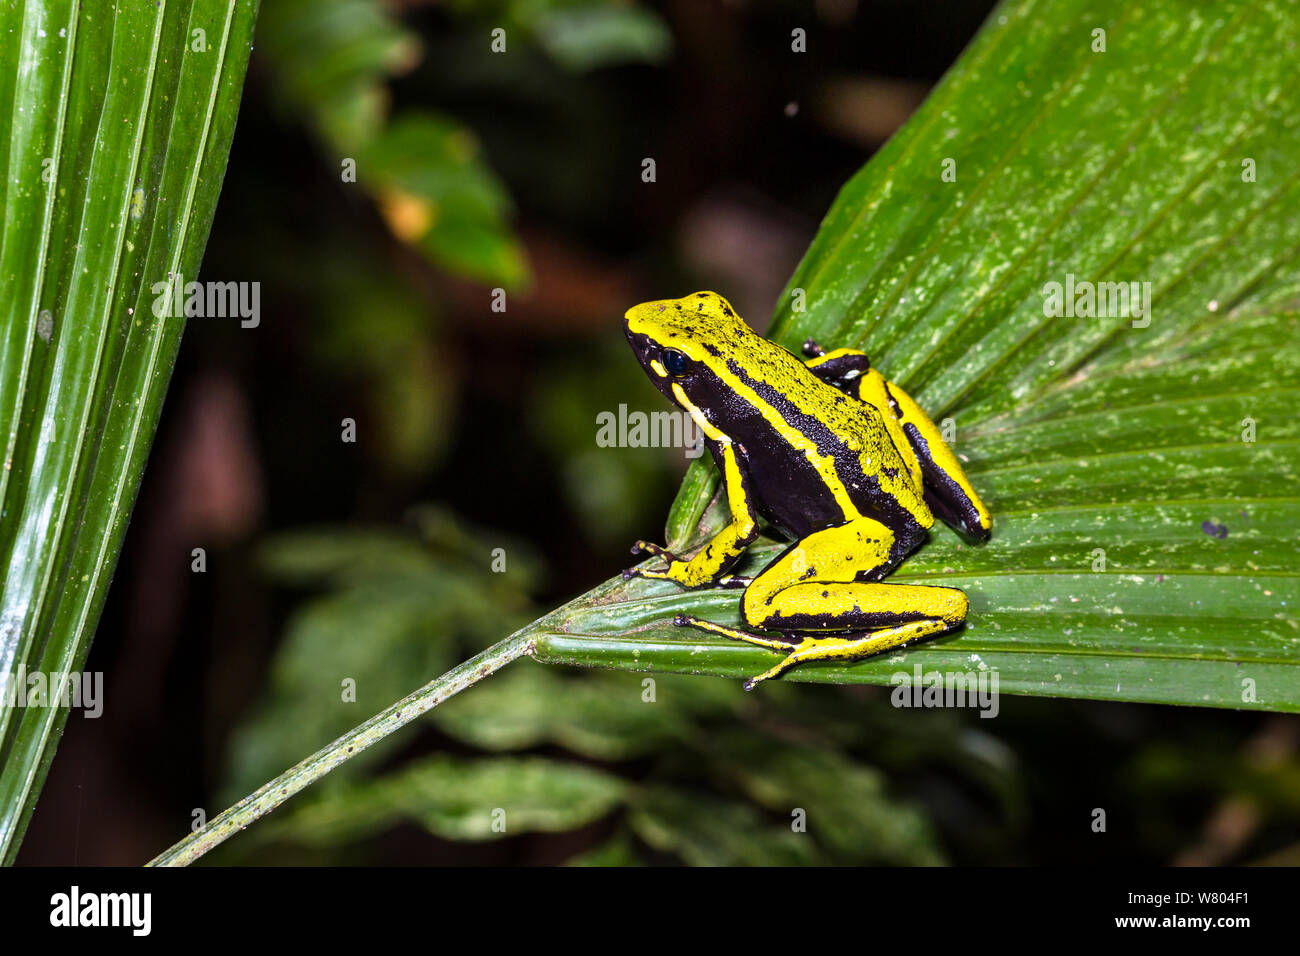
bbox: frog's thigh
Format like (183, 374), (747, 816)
(752, 580), (969, 633)
(885, 381), (992, 540)
(742, 518), (967, 632)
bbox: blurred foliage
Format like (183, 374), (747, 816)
(529, 336), (692, 545)
(214, 0), (696, 858)
(221, 507), (541, 802)
(446, 0), (672, 72)
(307, 244), (459, 477)
(259, 754), (629, 844)
(256, 0), (420, 146)
(258, 0), (528, 286)
(248, 0), (680, 486)
(363, 112), (524, 286)
(256, 0), (671, 288)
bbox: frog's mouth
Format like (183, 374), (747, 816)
(624, 327), (667, 382)
(622, 324), (653, 366)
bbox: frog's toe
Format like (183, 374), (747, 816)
(625, 565), (674, 582)
(630, 540), (678, 561)
(714, 574), (751, 590)
(743, 653), (800, 690)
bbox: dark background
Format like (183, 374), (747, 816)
(18, 0), (1300, 866)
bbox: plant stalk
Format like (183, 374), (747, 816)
(147, 630), (536, 866)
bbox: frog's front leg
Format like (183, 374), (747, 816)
(624, 438), (758, 588)
(677, 517), (968, 689)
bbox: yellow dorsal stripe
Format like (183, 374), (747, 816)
(857, 369), (923, 491)
(716, 357), (933, 529)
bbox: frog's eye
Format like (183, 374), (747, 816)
(661, 348), (690, 376)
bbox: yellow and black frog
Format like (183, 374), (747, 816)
(623, 291), (992, 689)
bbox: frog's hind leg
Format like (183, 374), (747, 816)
(675, 613), (959, 690)
(884, 380), (993, 541)
(676, 518), (968, 689)
(741, 520), (967, 637)
(673, 613), (949, 690)
(738, 619), (953, 689)
(672, 615), (797, 652)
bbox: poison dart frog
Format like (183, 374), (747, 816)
(623, 291), (992, 689)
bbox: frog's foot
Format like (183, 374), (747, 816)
(713, 574), (751, 590)
(743, 620), (952, 689)
(622, 541), (681, 581)
(673, 615), (796, 652)
(675, 615), (950, 691)
(801, 338), (826, 358)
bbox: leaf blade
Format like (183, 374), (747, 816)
(0, 0), (261, 862)
(537, 0), (1300, 711)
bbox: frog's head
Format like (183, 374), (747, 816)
(623, 291), (755, 409)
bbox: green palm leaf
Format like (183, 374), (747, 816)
(0, 0), (259, 862)
(532, 0), (1300, 711)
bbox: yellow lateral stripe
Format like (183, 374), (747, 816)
(727, 377), (861, 519)
(632, 294), (929, 527)
(671, 382), (728, 442)
(660, 392), (758, 585)
(707, 363), (933, 529)
(719, 442), (751, 524)
(678, 371), (868, 521)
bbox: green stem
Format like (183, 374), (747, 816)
(147, 630), (536, 867)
